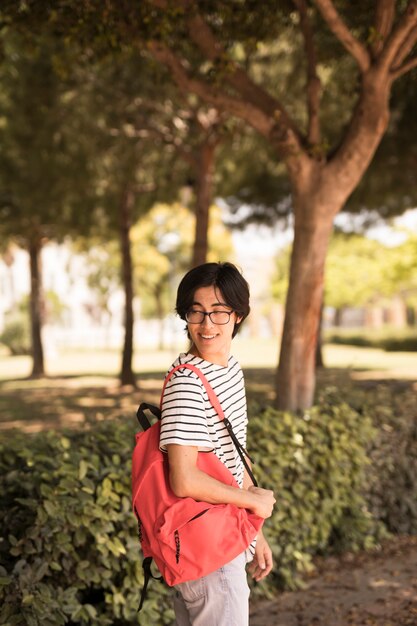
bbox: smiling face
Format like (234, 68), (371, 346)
(187, 285), (242, 367)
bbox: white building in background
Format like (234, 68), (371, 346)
(0, 242), (183, 350)
(0, 247), (30, 331)
(0, 236), (279, 352)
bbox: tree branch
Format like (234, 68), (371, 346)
(372, 0), (396, 56)
(147, 41), (274, 137)
(182, 8), (301, 140)
(147, 40), (305, 169)
(293, 0), (322, 147)
(391, 54), (417, 79)
(378, 0), (417, 73)
(147, 0), (304, 153)
(312, 0), (371, 72)
(394, 24), (417, 67)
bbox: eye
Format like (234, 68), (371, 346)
(210, 311), (232, 324)
(185, 309), (205, 323)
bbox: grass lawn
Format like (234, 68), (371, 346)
(0, 338), (416, 434)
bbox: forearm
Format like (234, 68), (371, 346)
(170, 464), (258, 511)
(167, 444), (275, 518)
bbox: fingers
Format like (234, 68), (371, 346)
(252, 556), (272, 581)
(248, 550), (273, 582)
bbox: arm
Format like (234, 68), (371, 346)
(243, 465), (274, 581)
(167, 443), (275, 519)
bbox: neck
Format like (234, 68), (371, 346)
(189, 344), (229, 367)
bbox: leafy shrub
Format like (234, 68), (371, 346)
(1, 385), (414, 622)
(344, 383), (417, 535)
(0, 318), (30, 355)
(325, 332), (373, 347)
(0, 420), (174, 626)
(247, 389), (382, 596)
(380, 336), (417, 352)
(325, 328), (417, 352)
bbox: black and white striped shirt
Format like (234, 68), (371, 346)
(159, 352), (248, 488)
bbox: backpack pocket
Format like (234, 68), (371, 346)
(155, 499), (261, 586)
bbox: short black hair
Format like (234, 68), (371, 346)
(176, 262), (250, 338)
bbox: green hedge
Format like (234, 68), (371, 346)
(325, 328), (417, 352)
(0, 421), (174, 626)
(247, 388), (383, 596)
(0, 318), (31, 356)
(1, 385), (415, 622)
(342, 383), (417, 535)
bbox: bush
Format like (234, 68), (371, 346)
(0, 420), (174, 626)
(325, 332), (373, 347)
(247, 388), (382, 596)
(1, 386), (415, 622)
(0, 318), (30, 355)
(343, 383), (417, 535)
(325, 328), (417, 352)
(379, 336), (417, 352)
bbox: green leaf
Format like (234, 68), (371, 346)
(78, 460), (88, 480)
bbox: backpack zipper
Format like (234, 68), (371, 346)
(174, 530), (180, 563)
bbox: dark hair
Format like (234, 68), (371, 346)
(176, 262), (250, 338)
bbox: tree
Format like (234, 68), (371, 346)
(0, 33), (96, 377)
(325, 235), (388, 312)
(140, 99), (226, 266)
(143, 0), (417, 410)
(273, 231), (417, 331)
(4, 2), (417, 408)
(384, 231), (417, 310)
(64, 48), (188, 386)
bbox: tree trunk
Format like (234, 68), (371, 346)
(28, 238), (45, 378)
(334, 307), (344, 327)
(275, 72), (391, 411)
(406, 305), (416, 327)
(386, 296), (407, 328)
(192, 139), (216, 267)
(119, 187), (136, 387)
(276, 192), (334, 411)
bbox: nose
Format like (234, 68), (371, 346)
(201, 313), (214, 327)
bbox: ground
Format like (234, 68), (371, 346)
(250, 535), (417, 626)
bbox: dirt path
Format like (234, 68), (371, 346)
(249, 536), (417, 626)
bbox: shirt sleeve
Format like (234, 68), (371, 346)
(159, 373), (214, 452)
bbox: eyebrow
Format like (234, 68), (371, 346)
(192, 301), (231, 308)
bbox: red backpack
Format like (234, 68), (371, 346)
(131, 363), (263, 609)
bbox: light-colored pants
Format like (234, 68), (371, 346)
(173, 552), (250, 626)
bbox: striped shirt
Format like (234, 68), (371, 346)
(159, 352), (248, 488)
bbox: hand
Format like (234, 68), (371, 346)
(247, 485), (276, 519)
(247, 530), (273, 582)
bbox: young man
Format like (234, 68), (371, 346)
(160, 262), (275, 626)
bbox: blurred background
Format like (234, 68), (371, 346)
(1, 3), (417, 624)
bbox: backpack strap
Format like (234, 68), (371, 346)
(160, 362), (258, 487)
(138, 557), (163, 612)
(160, 363), (225, 418)
(136, 402), (161, 431)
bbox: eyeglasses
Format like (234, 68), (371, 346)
(185, 309), (234, 325)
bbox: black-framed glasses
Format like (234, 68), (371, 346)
(185, 309), (234, 325)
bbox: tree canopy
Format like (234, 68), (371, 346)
(272, 230), (417, 311)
